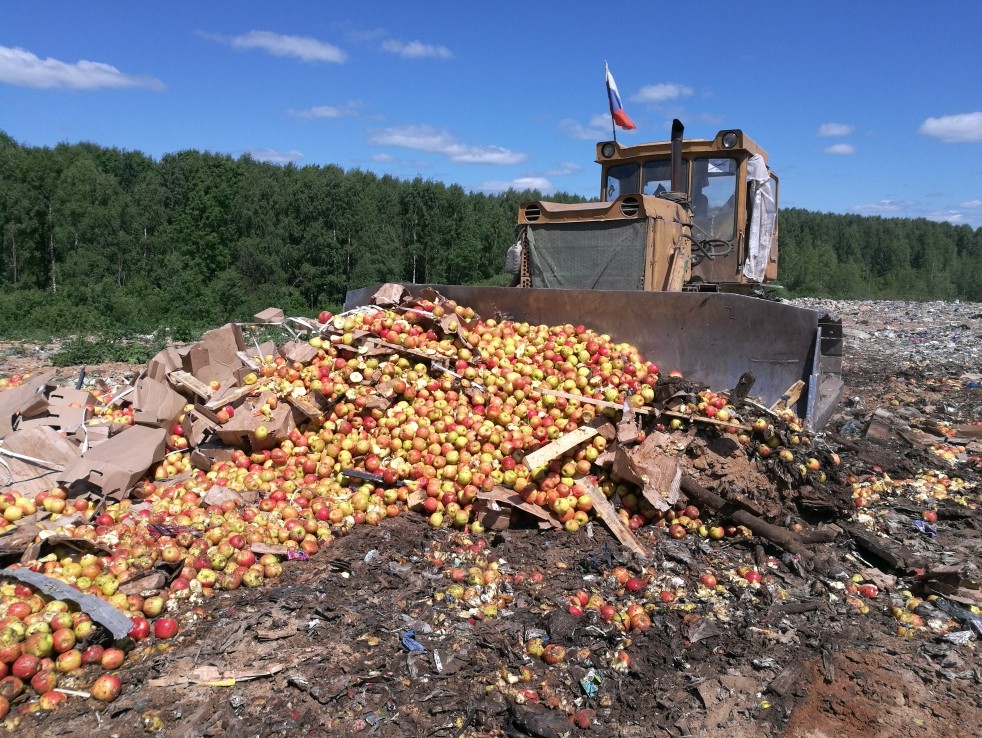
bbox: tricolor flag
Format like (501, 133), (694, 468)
(605, 63), (636, 130)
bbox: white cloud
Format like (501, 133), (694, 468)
(367, 125), (526, 165)
(478, 163), (579, 194)
(961, 199), (982, 208)
(478, 177), (553, 194)
(924, 209), (969, 224)
(817, 123), (854, 137)
(559, 114), (632, 141)
(631, 83), (693, 104)
(853, 200), (910, 215)
(289, 102), (360, 119)
(824, 143), (856, 155)
(542, 163), (581, 177)
(380, 39), (453, 59)
(919, 112), (982, 142)
(244, 148), (304, 164)
(0, 45), (164, 90)
(212, 30), (347, 63)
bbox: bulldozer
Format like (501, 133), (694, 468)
(345, 121), (843, 429)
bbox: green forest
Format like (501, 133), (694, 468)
(2, 133), (980, 344)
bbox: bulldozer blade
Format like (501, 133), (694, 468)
(344, 285), (843, 431)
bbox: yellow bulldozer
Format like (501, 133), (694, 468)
(347, 121), (843, 429)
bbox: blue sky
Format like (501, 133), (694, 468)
(2, 1), (981, 228)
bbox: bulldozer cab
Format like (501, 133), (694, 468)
(512, 124), (780, 293)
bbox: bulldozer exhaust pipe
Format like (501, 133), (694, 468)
(670, 119), (684, 193)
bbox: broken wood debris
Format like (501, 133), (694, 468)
(576, 477), (648, 558)
(167, 370), (214, 400)
(679, 476), (815, 564)
(522, 420), (605, 471)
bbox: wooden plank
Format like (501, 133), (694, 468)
(661, 410), (750, 431)
(406, 489), (427, 511)
(743, 399), (780, 419)
(522, 421), (603, 471)
(537, 387), (652, 415)
(205, 384), (254, 411)
(361, 337), (454, 363)
(235, 351), (261, 370)
(284, 394), (327, 420)
(767, 664), (804, 697)
(477, 487), (561, 529)
(638, 457), (682, 512)
(578, 478), (648, 557)
(770, 380), (805, 412)
(838, 522), (916, 572)
(168, 370), (213, 400)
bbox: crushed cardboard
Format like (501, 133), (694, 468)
(59, 424), (167, 500)
(254, 307), (286, 324)
(134, 374), (189, 427)
(612, 432), (682, 511)
(16, 387), (97, 434)
(0, 369), (56, 437)
(0, 426), (82, 497)
(213, 392), (296, 452)
(147, 662), (286, 688)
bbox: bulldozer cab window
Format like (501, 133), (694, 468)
(690, 157), (738, 241)
(604, 162), (640, 200)
(642, 160), (685, 196)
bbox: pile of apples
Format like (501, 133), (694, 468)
(0, 374), (27, 393)
(0, 293), (828, 719)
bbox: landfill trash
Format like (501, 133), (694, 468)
(401, 630), (426, 652)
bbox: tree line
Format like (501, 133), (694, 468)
(1, 133), (979, 339)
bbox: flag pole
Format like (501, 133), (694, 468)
(606, 61), (617, 143)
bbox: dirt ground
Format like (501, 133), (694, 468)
(2, 301), (981, 738)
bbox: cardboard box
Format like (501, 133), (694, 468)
(254, 307), (285, 323)
(15, 387), (96, 434)
(178, 323), (247, 387)
(73, 423), (113, 452)
(0, 370), (56, 438)
(59, 424), (166, 500)
(131, 375), (189, 429)
(145, 347), (183, 383)
(189, 444), (237, 471)
(180, 404), (223, 447)
(0, 426), (82, 497)
(213, 394), (295, 452)
(179, 345), (211, 376)
(200, 323), (247, 370)
(280, 341), (319, 365)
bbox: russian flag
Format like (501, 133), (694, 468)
(605, 63), (636, 130)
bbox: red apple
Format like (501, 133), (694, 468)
(128, 617), (151, 641)
(90, 673), (122, 702)
(50, 628), (76, 654)
(55, 649), (82, 673)
(80, 645), (104, 666)
(100, 647), (125, 670)
(12, 653), (40, 681)
(153, 617), (179, 640)
(30, 669), (58, 695)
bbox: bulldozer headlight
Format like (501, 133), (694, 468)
(721, 132), (739, 149)
(600, 142), (616, 158)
